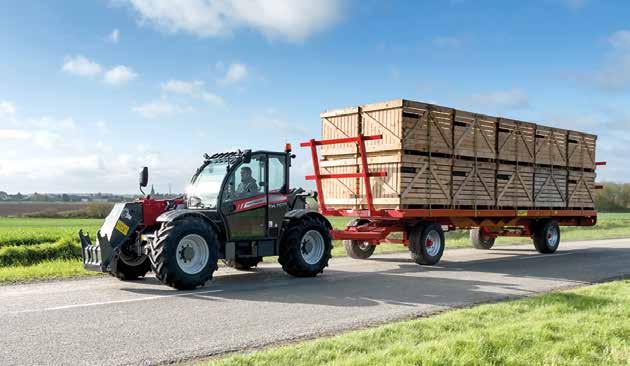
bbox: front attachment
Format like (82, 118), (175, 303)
(79, 202), (143, 273)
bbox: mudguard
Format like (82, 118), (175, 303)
(156, 208), (215, 224)
(283, 209), (332, 230)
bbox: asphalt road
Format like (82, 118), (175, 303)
(1, 238), (629, 366)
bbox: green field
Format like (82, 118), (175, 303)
(205, 280), (630, 366)
(0, 213), (629, 284)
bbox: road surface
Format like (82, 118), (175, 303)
(1, 238), (629, 366)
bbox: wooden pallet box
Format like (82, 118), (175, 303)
(567, 131), (597, 170)
(534, 167), (567, 208)
(451, 159), (496, 207)
(320, 107), (360, 156)
(567, 170), (596, 208)
(319, 157), (359, 208)
(453, 111), (497, 160)
(535, 126), (567, 167)
(497, 119), (535, 163)
(321, 99), (454, 157)
(496, 164), (534, 208)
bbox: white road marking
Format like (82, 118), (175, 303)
(10, 288), (223, 314)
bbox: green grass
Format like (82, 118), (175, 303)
(205, 280), (630, 366)
(0, 237), (82, 266)
(0, 218), (101, 246)
(0, 258), (100, 283)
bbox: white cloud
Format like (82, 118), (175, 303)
(161, 80), (205, 95)
(108, 29), (120, 43)
(0, 101), (16, 116)
(0, 129), (61, 149)
(104, 65), (138, 85)
(221, 63), (248, 84)
(125, 0), (344, 42)
(432, 36), (462, 48)
(0, 129), (31, 140)
(161, 79), (224, 105)
(467, 89), (530, 110)
(132, 99), (191, 118)
(62, 55), (102, 77)
(609, 30), (630, 50)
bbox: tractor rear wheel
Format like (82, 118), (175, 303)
(223, 257), (262, 270)
(470, 228), (496, 250)
(111, 255), (151, 281)
(279, 215), (332, 277)
(409, 223), (445, 265)
(149, 217), (219, 290)
(533, 220), (560, 254)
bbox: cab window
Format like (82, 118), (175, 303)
(268, 156), (286, 193)
(223, 155), (265, 201)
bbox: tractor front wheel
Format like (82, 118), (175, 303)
(149, 217), (219, 290)
(279, 215), (332, 277)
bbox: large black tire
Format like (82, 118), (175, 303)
(343, 240), (376, 259)
(409, 223), (445, 265)
(532, 220), (560, 254)
(111, 255), (151, 281)
(279, 215), (332, 277)
(149, 217), (219, 290)
(223, 257), (262, 270)
(470, 228), (496, 250)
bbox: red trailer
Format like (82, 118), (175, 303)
(301, 134), (602, 265)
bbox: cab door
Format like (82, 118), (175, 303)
(220, 154), (267, 239)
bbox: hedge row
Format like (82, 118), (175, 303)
(0, 238), (82, 267)
(0, 234), (65, 248)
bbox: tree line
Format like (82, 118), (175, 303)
(594, 182), (630, 212)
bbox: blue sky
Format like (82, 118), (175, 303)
(1, 0), (629, 194)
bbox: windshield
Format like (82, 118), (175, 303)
(186, 162), (230, 209)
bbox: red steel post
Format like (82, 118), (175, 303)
(308, 139), (327, 214)
(357, 134), (376, 216)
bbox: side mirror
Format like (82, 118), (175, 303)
(242, 149), (252, 164)
(139, 167), (149, 188)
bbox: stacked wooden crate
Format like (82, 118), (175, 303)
(319, 99), (597, 210)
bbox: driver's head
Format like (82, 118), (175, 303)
(240, 166), (252, 180)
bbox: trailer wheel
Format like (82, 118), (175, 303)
(470, 228), (496, 250)
(343, 240), (376, 259)
(409, 223), (445, 265)
(533, 220), (561, 254)
(343, 219), (375, 259)
(279, 215), (332, 277)
(111, 255), (151, 281)
(223, 257), (262, 270)
(149, 217), (219, 290)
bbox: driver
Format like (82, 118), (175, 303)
(237, 166), (259, 195)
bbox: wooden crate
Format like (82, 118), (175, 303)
(567, 131), (597, 170)
(567, 170), (596, 209)
(451, 159), (496, 207)
(534, 167), (567, 208)
(535, 126), (567, 167)
(320, 107), (360, 157)
(496, 164), (534, 208)
(453, 111), (497, 160)
(319, 156), (359, 209)
(497, 119), (535, 163)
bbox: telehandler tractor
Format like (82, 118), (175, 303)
(80, 146), (332, 290)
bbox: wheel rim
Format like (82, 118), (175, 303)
(301, 230), (325, 265)
(546, 225), (559, 247)
(176, 234), (210, 275)
(425, 230), (442, 257)
(357, 241), (372, 252)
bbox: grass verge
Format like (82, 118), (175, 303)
(0, 237), (81, 266)
(0, 259), (101, 284)
(204, 280), (630, 366)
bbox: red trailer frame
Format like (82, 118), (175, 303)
(301, 134), (600, 248)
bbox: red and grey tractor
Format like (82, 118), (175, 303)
(79, 146), (332, 290)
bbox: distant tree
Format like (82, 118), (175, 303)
(0, 191), (8, 201)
